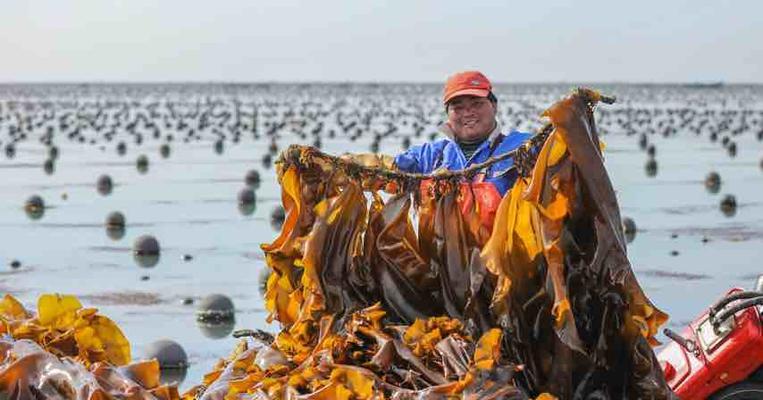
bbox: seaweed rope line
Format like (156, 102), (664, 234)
(278, 88), (615, 184)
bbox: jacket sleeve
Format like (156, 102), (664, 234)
(393, 144), (426, 173)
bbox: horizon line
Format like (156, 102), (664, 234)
(0, 80), (757, 86)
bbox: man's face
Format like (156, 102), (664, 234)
(446, 95), (497, 142)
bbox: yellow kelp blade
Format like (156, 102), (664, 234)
(473, 328), (502, 371)
(73, 313), (131, 366)
(0, 294), (29, 321)
(37, 293), (83, 329)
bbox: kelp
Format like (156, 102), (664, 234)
(481, 92), (671, 398)
(223, 88), (672, 399)
(1, 89), (671, 399)
(183, 304), (527, 399)
(0, 293), (179, 399)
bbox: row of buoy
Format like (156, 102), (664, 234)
(2, 86), (761, 171)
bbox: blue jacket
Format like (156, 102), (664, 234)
(394, 126), (532, 196)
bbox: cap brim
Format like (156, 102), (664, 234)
(444, 88), (490, 104)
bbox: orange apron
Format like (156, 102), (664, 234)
(419, 174), (502, 232)
(418, 135), (506, 231)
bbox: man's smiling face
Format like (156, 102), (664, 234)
(446, 95), (497, 142)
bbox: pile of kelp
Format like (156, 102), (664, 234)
(0, 89), (673, 399)
(186, 89), (672, 399)
(0, 293), (179, 399)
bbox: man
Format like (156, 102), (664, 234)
(394, 71), (531, 197)
(340, 71), (531, 228)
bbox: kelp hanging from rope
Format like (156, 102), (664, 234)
(205, 88), (673, 399)
(482, 92), (671, 398)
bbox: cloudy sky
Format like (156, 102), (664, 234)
(1, 0), (760, 83)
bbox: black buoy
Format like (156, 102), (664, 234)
(704, 171), (721, 194)
(720, 194), (737, 217)
(197, 294), (234, 319)
(622, 217), (637, 243)
(133, 235), (160, 268)
(670, 250), (679, 256)
(116, 141), (127, 156)
(727, 141), (737, 157)
(270, 206), (285, 231)
(244, 169), (261, 188)
(144, 339), (188, 369)
(646, 144), (656, 157)
(197, 319), (235, 339)
(141, 339), (188, 385)
(238, 202), (256, 216)
(106, 226), (125, 241)
(10, 260), (21, 270)
(237, 187), (256, 205)
(134, 235), (160, 255)
(97, 175), (113, 196)
(182, 254), (193, 262)
(105, 211), (126, 240)
(196, 294), (235, 338)
(24, 195), (45, 220)
(158, 367), (187, 387)
(105, 211), (126, 228)
(645, 158), (658, 177)
(237, 188), (256, 216)
(159, 143), (171, 159)
(136, 155), (149, 174)
(43, 158), (55, 175)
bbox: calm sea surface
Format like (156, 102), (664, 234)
(1, 83), (762, 389)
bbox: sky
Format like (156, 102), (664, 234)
(0, 0), (760, 83)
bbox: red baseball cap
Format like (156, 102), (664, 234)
(443, 71), (492, 104)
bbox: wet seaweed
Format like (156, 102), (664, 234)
(210, 88), (672, 399)
(0, 88), (672, 399)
